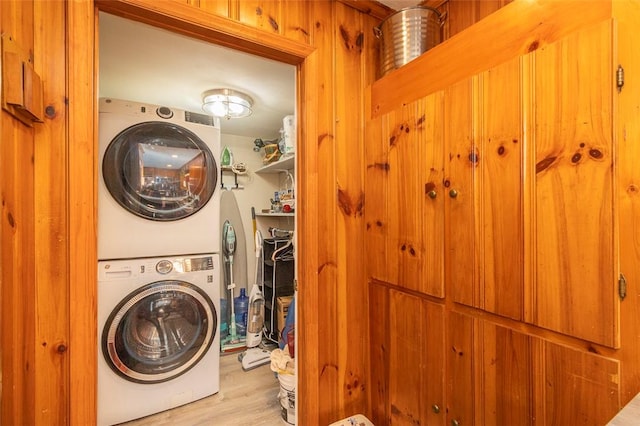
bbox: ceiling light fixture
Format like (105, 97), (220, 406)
(202, 88), (253, 119)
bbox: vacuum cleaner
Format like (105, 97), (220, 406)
(239, 230), (272, 370)
(221, 220), (246, 352)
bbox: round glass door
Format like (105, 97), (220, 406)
(102, 121), (217, 221)
(102, 280), (216, 384)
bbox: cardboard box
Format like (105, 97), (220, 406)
(277, 295), (294, 333)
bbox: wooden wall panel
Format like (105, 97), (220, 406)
(280, 0), (310, 43)
(33, 1), (70, 424)
(1, 1), (38, 424)
(333, 1), (372, 418)
(369, 282), (389, 423)
(67, 1), (99, 424)
(364, 64), (388, 284)
(446, 0), (513, 38)
(194, 0), (231, 19)
(237, 0), (281, 33)
(305, 2), (340, 423)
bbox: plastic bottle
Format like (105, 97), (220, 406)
(234, 288), (249, 338)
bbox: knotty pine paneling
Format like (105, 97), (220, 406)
(334, 0), (372, 418)
(33, 1), (70, 424)
(370, 1), (613, 119)
(237, 1), (281, 33)
(478, 322), (533, 425)
(363, 92), (388, 284)
(369, 283), (445, 426)
(194, 0), (232, 19)
(612, 0), (640, 403)
(531, 20), (616, 348)
(1, 0), (535, 424)
(447, 310), (474, 425)
(301, 1), (340, 422)
(479, 56), (524, 321)
(445, 77), (479, 308)
(446, 0), (513, 38)
(67, 1), (99, 424)
(377, 94), (445, 298)
(541, 342), (619, 424)
(1, 0), (41, 424)
(280, 0), (310, 44)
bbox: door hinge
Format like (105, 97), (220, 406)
(616, 65), (625, 92)
(619, 273), (627, 300)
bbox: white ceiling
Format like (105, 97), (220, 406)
(99, 12), (296, 140)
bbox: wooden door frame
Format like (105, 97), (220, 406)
(68, 1), (316, 423)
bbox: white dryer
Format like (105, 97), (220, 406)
(98, 97), (221, 260)
(97, 253), (221, 426)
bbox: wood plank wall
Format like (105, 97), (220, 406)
(0, 0), (494, 424)
(1, 1), (69, 424)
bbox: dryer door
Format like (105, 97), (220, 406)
(102, 280), (217, 384)
(102, 121), (218, 221)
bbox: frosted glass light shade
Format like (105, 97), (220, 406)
(202, 88), (253, 119)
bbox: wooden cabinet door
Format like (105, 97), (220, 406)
(478, 321), (533, 425)
(370, 283), (445, 425)
(447, 58), (524, 320)
(480, 57), (524, 321)
(530, 20), (618, 348)
(538, 341), (619, 425)
(447, 311), (475, 426)
(367, 93), (445, 298)
(448, 313), (534, 425)
(446, 77), (480, 308)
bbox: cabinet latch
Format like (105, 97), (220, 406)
(619, 273), (627, 300)
(616, 65), (625, 93)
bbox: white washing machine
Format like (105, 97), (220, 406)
(98, 97), (221, 260)
(97, 254), (220, 426)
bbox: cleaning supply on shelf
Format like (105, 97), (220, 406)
(234, 288), (249, 338)
(280, 172), (295, 213)
(282, 115), (296, 155)
(221, 146), (234, 167)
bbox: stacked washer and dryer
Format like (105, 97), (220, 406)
(97, 98), (222, 425)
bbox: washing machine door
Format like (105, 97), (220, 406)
(102, 280), (217, 384)
(102, 121), (217, 221)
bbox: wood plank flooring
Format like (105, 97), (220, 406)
(120, 352), (285, 425)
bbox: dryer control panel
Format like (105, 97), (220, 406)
(173, 255), (215, 273)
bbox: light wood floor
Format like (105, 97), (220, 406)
(120, 351), (285, 425)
